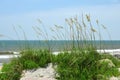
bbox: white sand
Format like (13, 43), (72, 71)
(97, 49), (120, 55)
(0, 66), (2, 70)
(20, 63), (56, 80)
(53, 49), (120, 56)
(0, 54), (19, 58)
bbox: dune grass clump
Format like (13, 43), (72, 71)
(19, 49), (53, 69)
(1, 49), (120, 80)
(0, 49), (54, 80)
(54, 51), (120, 80)
(0, 58), (23, 80)
(54, 50), (99, 80)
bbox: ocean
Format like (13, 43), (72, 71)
(0, 40), (120, 52)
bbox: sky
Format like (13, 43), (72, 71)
(0, 0), (120, 40)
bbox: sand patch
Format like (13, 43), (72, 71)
(20, 63), (56, 80)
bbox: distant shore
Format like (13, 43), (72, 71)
(0, 49), (120, 55)
(1, 48), (120, 55)
(0, 52), (20, 66)
(0, 49), (120, 66)
(0, 48), (120, 59)
(0, 51), (20, 55)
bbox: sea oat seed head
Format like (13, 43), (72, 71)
(101, 24), (107, 29)
(96, 20), (99, 24)
(91, 28), (96, 32)
(0, 34), (4, 37)
(37, 19), (42, 23)
(86, 14), (90, 22)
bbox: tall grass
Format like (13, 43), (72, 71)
(0, 14), (120, 80)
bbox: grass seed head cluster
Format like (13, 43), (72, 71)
(0, 15), (120, 80)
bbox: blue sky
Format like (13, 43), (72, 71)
(0, 0), (120, 40)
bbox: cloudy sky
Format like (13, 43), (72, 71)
(0, 0), (120, 40)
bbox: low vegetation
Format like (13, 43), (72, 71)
(0, 49), (120, 80)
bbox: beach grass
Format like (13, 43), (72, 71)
(0, 15), (120, 80)
(1, 49), (120, 80)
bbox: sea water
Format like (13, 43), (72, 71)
(0, 40), (120, 52)
(0, 40), (120, 66)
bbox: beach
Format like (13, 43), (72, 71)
(0, 49), (120, 67)
(1, 49), (120, 65)
(1, 49), (120, 80)
(0, 52), (20, 71)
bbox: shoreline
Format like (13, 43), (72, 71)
(1, 48), (120, 56)
(97, 49), (120, 55)
(0, 49), (120, 66)
(0, 48), (120, 53)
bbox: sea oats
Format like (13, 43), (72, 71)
(91, 28), (96, 32)
(86, 14), (90, 22)
(96, 19), (99, 24)
(0, 34), (4, 37)
(37, 19), (42, 24)
(101, 24), (107, 29)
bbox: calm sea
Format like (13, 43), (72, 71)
(0, 40), (120, 52)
